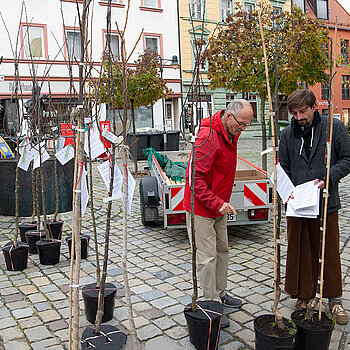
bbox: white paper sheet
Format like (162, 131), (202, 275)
(102, 129), (119, 144)
(84, 129), (106, 160)
(33, 146), (50, 170)
(270, 164), (295, 204)
(81, 168), (89, 216)
(18, 147), (34, 171)
(286, 180), (320, 218)
(55, 135), (65, 152)
(97, 160), (123, 199)
(126, 169), (135, 214)
(55, 144), (75, 165)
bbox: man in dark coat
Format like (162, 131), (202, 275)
(279, 89), (350, 324)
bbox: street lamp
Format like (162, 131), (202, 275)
(157, 55), (180, 150)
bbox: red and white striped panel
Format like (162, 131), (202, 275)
(171, 187), (184, 212)
(244, 183), (268, 207)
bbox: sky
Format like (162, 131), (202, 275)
(337, 0), (350, 15)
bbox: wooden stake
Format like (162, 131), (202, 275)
(318, 18), (338, 321)
(258, 5), (284, 329)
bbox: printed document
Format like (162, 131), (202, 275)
(286, 180), (320, 218)
(270, 164), (295, 204)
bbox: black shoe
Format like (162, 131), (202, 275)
(220, 314), (230, 329)
(220, 293), (242, 308)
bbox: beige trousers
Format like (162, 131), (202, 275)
(186, 212), (228, 301)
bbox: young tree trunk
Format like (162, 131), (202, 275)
(259, 93), (267, 171)
(53, 155), (59, 221)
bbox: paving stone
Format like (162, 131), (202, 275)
(3, 293), (24, 303)
(4, 340), (31, 350)
(137, 324), (163, 341)
(19, 284), (38, 295)
(31, 338), (60, 350)
(28, 294), (47, 303)
(151, 296), (177, 309)
(152, 316), (177, 330)
(31, 277), (51, 287)
(18, 316), (43, 329)
(38, 309), (61, 322)
(24, 326), (52, 342)
(34, 302), (52, 312)
(12, 307), (34, 319)
(145, 336), (184, 350)
(164, 326), (188, 340)
(0, 326), (24, 341)
(47, 320), (68, 332)
(142, 308), (166, 320)
(140, 290), (166, 301)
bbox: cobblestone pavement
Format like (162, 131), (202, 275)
(0, 138), (349, 349)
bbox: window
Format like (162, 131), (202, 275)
(291, 0), (305, 12)
(105, 33), (120, 60)
(66, 30), (81, 61)
(342, 75), (349, 100)
(192, 38), (207, 71)
(221, 0), (232, 22)
(321, 83), (329, 100)
(244, 2), (255, 12)
(341, 39), (349, 65)
(143, 0), (157, 7)
(191, 0), (202, 19)
(22, 25), (45, 59)
(145, 36), (159, 54)
(322, 109), (328, 117)
(316, 0), (328, 19)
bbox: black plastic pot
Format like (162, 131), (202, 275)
(254, 314), (296, 350)
(82, 282), (117, 324)
(25, 230), (46, 254)
(66, 234), (90, 259)
(291, 310), (334, 350)
(81, 325), (127, 350)
(184, 300), (222, 350)
(2, 241), (29, 271)
(46, 219), (64, 240)
(19, 222), (37, 243)
(35, 239), (61, 265)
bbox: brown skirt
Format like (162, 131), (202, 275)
(285, 211), (342, 300)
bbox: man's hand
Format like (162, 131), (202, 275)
(219, 202), (237, 215)
(314, 178), (325, 189)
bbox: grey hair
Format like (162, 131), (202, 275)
(225, 99), (247, 117)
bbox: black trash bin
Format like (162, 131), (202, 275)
(166, 130), (180, 151)
(127, 132), (149, 160)
(149, 131), (163, 152)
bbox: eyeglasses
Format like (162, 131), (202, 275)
(232, 114), (252, 128)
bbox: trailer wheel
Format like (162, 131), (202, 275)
(139, 177), (159, 226)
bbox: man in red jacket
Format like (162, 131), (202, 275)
(184, 100), (253, 326)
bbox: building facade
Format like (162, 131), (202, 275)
(299, 0), (350, 126)
(0, 0), (182, 136)
(177, 0), (290, 136)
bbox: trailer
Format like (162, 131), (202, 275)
(139, 150), (272, 229)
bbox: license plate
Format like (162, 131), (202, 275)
(226, 213), (237, 222)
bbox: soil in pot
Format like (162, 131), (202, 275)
(184, 300), (223, 350)
(291, 309), (334, 350)
(25, 230), (46, 254)
(82, 282), (117, 324)
(35, 239), (61, 265)
(19, 222), (37, 243)
(81, 325), (127, 350)
(66, 234), (90, 259)
(46, 219), (64, 240)
(2, 241), (30, 271)
(254, 314), (296, 350)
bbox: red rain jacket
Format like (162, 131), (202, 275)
(183, 110), (239, 218)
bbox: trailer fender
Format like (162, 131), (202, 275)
(139, 177), (159, 208)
